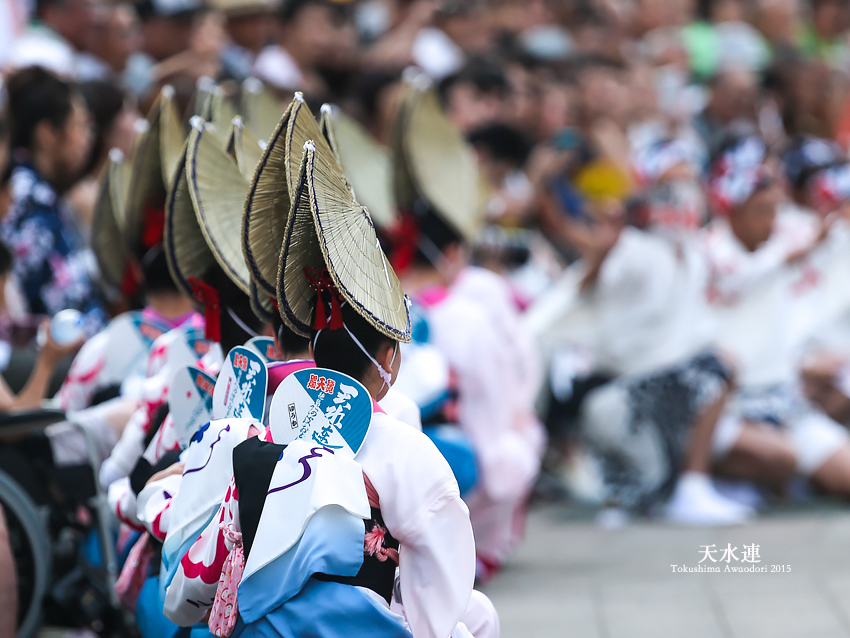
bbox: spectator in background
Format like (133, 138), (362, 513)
(2, 67), (107, 334)
(411, 1), (489, 80)
(779, 56), (838, 140)
(682, 0), (770, 80)
(575, 186), (751, 525)
(0, 242), (83, 409)
(7, 0), (95, 77)
(77, 3), (143, 85)
(66, 80), (140, 241)
(253, 0), (356, 97)
(693, 66), (759, 159)
(470, 123), (537, 227)
(123, 0), (204, 98)
(702, 136), (850, 498)
(440, 57), (508, 134)
(212, 0), (277, 83)
(798, 0), (849, 63)
(756, 0), (801, 57)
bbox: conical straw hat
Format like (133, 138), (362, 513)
(207, 86), (239, 134)
(125, 86), (186, 257)
(187, 119), (253, 294)
(91, 149), (128, 288)
(107, 149), (131, 233)
(322, 104), (397, 229)
(164, 134), (214, 299)
(397, 84), (483, 240)
(242, 93), (345, 298)
(319, 104), (342, 163)
(277, 141), (410, 342)
(390, 82), (419, 215)
(250, 280), (276, 322)
(224, 117), (264, 181)
(158, 87), (185, 189)
(240, 78), (285, 142)
(192, 76), (216, 120)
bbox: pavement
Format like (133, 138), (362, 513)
(482, 501), (850, 638)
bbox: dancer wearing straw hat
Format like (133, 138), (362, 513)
(137, 110), (426, 636)
(165, 122), (499, 636)
(96, 89), (223, 495)
(46, 87), (205, 486)
(57, 145), (200, 414)
(387, 80), (544, 581)
(101, 114), (296, 638)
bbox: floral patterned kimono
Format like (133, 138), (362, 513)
(2, 164), (108, 333)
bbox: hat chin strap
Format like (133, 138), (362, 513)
(313, 325), (397, 392)
(227, 306), (260, 339)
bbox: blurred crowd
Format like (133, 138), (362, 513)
(4, 0), (850, 633)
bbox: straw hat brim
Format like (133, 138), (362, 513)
(125, 87), (184, 256)
(92, 163), (125, 288)
(402, 88), (483, 240)
(164, 141), (216, 300)
(186, 122), (253, 295)
(225, 117), (264, 181)
(277, 142), (410, 342)
(108, 154), (131, 232)
(390, 83), (419, 214)
(160, 89), (185, 189)
(207, 87), (239, 133)
(326, 106), (397, 229)
(242, 97), (299, 297)
(243, 94), (344, 297)
(250, 280), (277, 322)
(319, 106), (342, 164)
(240, 79), (286, 142)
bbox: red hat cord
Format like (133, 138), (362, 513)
(304, 267), (344, 330)
(141, 204), (165, 249)
(386, 214), (420, 274)
(304, 266), (397, 391)
(187, 277), (221, 342)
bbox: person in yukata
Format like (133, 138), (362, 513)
(703, 135), (850, 499)
(389, 83), (544, 580)
(164, 137), (499, 638)
(3, 66), (108, 334)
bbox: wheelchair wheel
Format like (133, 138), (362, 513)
(0, 467), (51, 638)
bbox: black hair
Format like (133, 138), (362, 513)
(271, 311), (310, 358)
(79, 80), (126, 177)
(0, 242), (13, 277)
(35, 0), (64, 17)
(573, 53), (625, 75)
(6, 66), (77, 153)
(348, 70), (401, 131)
(812, 0), (846, 9)
(133, 0), (198, 21)
(410, 199), (463, 266)
(202, 265), (266, 352)
(695, 0), (714, 21)
(277, 0), (347, 24)
(438, 57), (508, 105)
(571, 2), (612, 29)
(140, 244), (180, 295)
(310, 297), (394, 382)
(468, 123), (532, 168)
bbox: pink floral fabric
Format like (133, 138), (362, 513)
(115, 533), (153, 610)
(208, 522), (244, 637)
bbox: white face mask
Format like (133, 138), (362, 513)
(313, 327), (398, 392)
